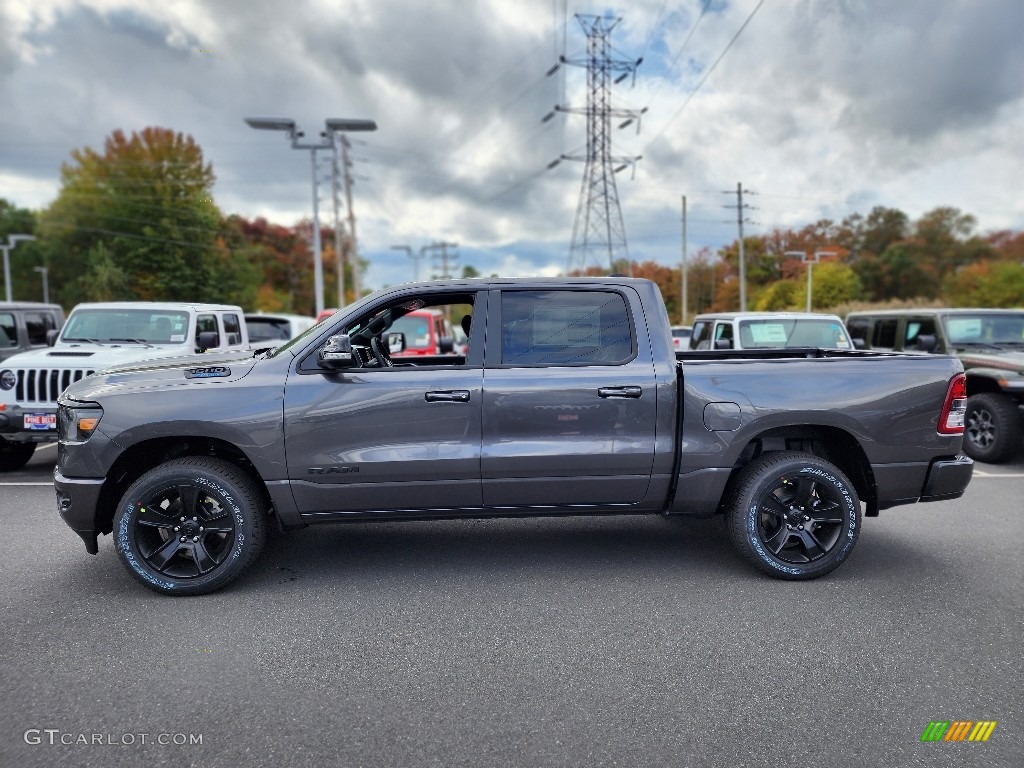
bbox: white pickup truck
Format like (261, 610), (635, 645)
(0, 301), (251, 470)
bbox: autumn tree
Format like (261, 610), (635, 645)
(943, 262), (1024, 307)
(41, 127), (223, 305)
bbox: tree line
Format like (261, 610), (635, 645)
(1, 126), (1022, 317)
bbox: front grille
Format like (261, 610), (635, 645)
(14, 369), (96, 404)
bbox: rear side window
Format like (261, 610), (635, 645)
(223, 314), (242, 345)
(501, 290), (633, 365)
(872, 319), (898, 349)
(690, 321), (711, 350)
(0, 313), (15, 347)
(25, 312), (57, 346)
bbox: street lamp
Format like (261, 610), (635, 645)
(390, 245), (427, 282)
(244, 116), (377, 316)
(1, 235), (36, 303)
(786, 250), (837, 312)
(33, 266), (49, 304)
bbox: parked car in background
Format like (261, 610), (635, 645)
(0, 301), (251, 471)
(670, 325), (692, 352)
(245, 312), (317, 347)
(0, 301), (65, 364)
(389, 307), (458, 357)
(846, 308), (1024, 463)
(689, 312), (854, 351)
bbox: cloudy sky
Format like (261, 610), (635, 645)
(1, 0), (1022, 293)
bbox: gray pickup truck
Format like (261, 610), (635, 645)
(54, 278), (973, 595)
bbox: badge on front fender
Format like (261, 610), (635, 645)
(185, 367), (231, 379)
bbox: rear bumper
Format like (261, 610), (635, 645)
(920, 454), (974, 502)
(53, 469), (105, 554)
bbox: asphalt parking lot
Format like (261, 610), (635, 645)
(1, 448), (1021, 768)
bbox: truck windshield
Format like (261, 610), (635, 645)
(390, 315), (434, 350)
(944, 313), (1024, 345)
(62, 309), (191, 344)
(738, 318), (852, 349)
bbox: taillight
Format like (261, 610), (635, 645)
(938, 373), (967, 435)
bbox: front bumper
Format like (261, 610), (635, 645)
(0, 405), (59, 442)
(53, 469), (105, 554)
(920, 454), (974, 502)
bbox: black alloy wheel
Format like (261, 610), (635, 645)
(963, 393), (1021, 464)
(114, 457), (266, 595)
(726, 451), (861, 580)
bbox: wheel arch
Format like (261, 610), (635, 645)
(725, 424), (877, 516)
(95, 436), (274, 537)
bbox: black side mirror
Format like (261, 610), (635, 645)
(387, 332), (406, 355)
(852, 338), (865, 350)
(915, 334), (937, 353)
(196, 331), (220, 352)
(438, 335), (454, 354)
(714, 338), (732, 350)
(46, 329), (59, 347)
(319, 334), (356, 369)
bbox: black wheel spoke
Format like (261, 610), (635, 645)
(191, 540), (220, 574)
(760, 495), (789, 518)
(136, 505), (176, 530)
(147, 536), (184, 572)
(764, 525), (791, 555)
(808, 499), (843, 525)
(176, 484), (201, 517)
(790, 477), (817, 507)
(797, 529), (825, 560)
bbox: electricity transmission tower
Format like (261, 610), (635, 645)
(550, 14), (645, 275)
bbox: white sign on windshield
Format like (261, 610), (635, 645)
(750, 324), (789, 343)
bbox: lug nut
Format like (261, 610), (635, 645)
(787, 524), (793, 529)
(199, 527), (204, 532)
(192, 536), (199, 542)
(180, 536), (186, 542)
(192, 517), (198, 522)
(803, 516), (810, 521)
(798, 525), (804, 530)
(180, 517), (186, 522)
(174, 526), (180, 532)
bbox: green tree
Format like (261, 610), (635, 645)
(41, 127), (225, 305)
(754, 279), (800, 311)
(809, 261), (863, 309)
(0, 199), (44, 302)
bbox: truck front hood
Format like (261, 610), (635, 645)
(1, 343), (196, 370)
(958, 348), (1024, 375)
(62, 351), (260, 401)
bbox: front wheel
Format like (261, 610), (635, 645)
(963, 393), (1021, 464)
(114, 457), (267, 595)
(726, 451), (861, 580)
(0, 438), (35, 472)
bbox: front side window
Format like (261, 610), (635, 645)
(501, 290), (633, 365)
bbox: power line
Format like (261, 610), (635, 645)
(647, 0), (767, 147)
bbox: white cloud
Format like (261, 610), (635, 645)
(1, 0), (1022, 295)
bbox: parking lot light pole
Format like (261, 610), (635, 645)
(1, 234), (36, 302)
(245, 117), (376, 316)
(786, 250), (838, 312)
(33, 266), (49, 304)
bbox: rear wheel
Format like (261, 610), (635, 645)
(0, 438), (35, 472)
(114, 457), (267, 595)
(726, 451), (861, 580)
(963, 393), (1021, 464)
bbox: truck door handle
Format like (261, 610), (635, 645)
(597, 386), (642, 399)
(425, 390), (471, 403)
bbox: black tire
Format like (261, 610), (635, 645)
(114, 457), (267, 596)
(0, 438), (35, 472)
(726, 451), (861, 580)
(963, 393), (1022, 464)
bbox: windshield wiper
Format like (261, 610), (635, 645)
(954, 341), (1004, 351)
(109, 338), (154, 347)
(62, 337), (106, 346)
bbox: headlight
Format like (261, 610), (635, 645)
(0, 370), (15, 391)
(57, 403), (104, 443)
